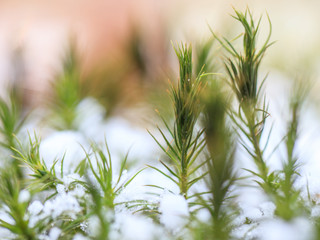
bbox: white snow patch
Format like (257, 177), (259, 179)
(159, 193), (189, 232)
(102, 117), (158, 166)
(28, 200), (44, 216)
(40, 131), (88, 173)
(0, 207), (14, 225)
(40, 192), (81, 219)
(48, 227), (61, 240)
(56, 184), (66, 194)
(258, 217), (315, 240)
(73, 233), (89, 240)
(196, 208), (211, 223)
(75, 97), (106, 138)
(18, 189), (31, 203)
(118, 214), (161, 240)
(259, 201), (276, 218)
(87, 215), (100, 237)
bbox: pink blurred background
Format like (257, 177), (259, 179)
(1, 0), (320, 108)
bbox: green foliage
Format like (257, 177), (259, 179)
(0, 88), (28, 178)
(211, 8), (274, 194)
(149, 43), (206, 199)
(211, 8), (311, 224)
(0, 89), (26, 152)
(50, 44), (82, 130)
(74, 139), (145, 239)
(84, 176), (111, 240)
(78, 139), (144, 210)
(274, 82), (309, 220)
(210, 8), (273, 105)
(194, 38), (216, 79)
(12, 134), (63, 191)
(0, 167), (36, 239)
(199, 80), (237, 239)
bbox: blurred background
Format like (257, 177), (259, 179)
(1, 0), (320, 212)
(1, 0), (320, 115)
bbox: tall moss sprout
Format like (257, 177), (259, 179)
(210, 8), (275, 193)
(196, 80), (237, 240)
(50, 44), (82, 130)
(149, 43), (206, 199)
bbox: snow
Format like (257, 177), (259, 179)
(18, 189), (31, 203)
(311, 206), (320, 218)
(87, 215), (100, 237)
(0, 207), (15, 225)
(41, 192), (82, 219)
(28, 200), (44, 216)
(75, 97), (106, 138)
(56, 184), (65, 194)
(27, 90), (320, 239)
(159, 193), (189, 232)
(259, 201), (276, 218)
(115, 214), (163, 240)
(195, 208), (211, 222)
(62, 173), (82, 187)
(48, 227), (61, 240)
(39, 130), (88, 174)
(73, 234), (89, 240)
(258, 218), (315, 240)
(1, 72), (320, 240)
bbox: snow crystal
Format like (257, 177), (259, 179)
(109, 212), (164, 240)
(300, 177), (320, 204)
(87, 215), (100, 237)
(232, 223), (259, 240)
(70, 186), (86, 199)
(239, 203), (263, 221)
(40, 131), (88, 173)
(75, 97), (105, 138)
(258, 217), (315, 240)
(18, 189), (31, 203)
(73, 233), (89, 240)
(259, 201), (276, 218)
(28, 200), (44, 215)
(102, 117), (158, 166)
(48, 227), (61, 240)
(56, 184), (66, 194)
(62, 173), (82, 187)
(159, 193), (189, 232)
(196, 208), (211, 223)
(236, 186), (269, 207)
(0, 207), (15, 225)
(79, 222), (88, 233)
(311, 206), (320, 218)
(28, 200), (45, 228)
(120, 214), (160, 240)
(41, 192), (81, 219)
(0, 227), (15, 239)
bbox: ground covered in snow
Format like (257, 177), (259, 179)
(0, 70), (320, 240)
(0, 71), (319, 240)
